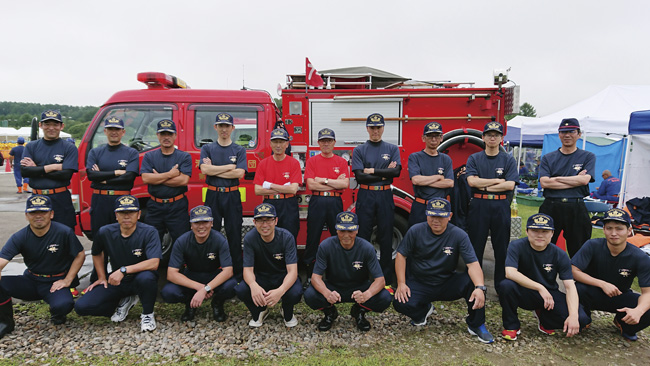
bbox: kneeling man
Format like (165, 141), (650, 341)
(572, 208), (650, 341)
(500, 213), (590, 341)
(75, 195), (161, 332)
(393, 198), (494, 343)
(0, 195), (85, 337)
(161, 205), (237, 322)
(304, 212), (392, 332)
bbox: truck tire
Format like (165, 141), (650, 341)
(370, 212), (409, 261)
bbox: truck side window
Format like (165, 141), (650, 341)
(192, 105), (261, 149)
(88, 105), (174, 152)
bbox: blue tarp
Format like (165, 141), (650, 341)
(504, 126), (544, 147)
(541, 135), (627, 193)
(629, 110), (650, 134)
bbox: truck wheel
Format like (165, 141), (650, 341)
(371, 213), (409, 260)
(161, 232), (173, 259)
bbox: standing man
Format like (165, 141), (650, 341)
(74, 195), (161, 332)
(303, 128), (349, 279)
(539, 118), (596, 257)
(254, 128), (301, 240)
(161, 205), (237, 322)
(9, 136), (29, 194)
(200, 113), (246, 280)
(304, 212), (392, 332)
(591, 170), (621, 202)
(499, 213), (590, 341)
(352, 113), (401, 284)
(21, 110), (78, 229)
(466, 121), (517, 291)
(141, 119), (192, 248)
(572, 208), (650, 341)
(393, 198), (494, 344)
(235, 203), (302, 328)
(408, 122), (454, 226)
(0, 195), (85, 337)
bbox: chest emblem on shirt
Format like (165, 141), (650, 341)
(229, 156), (237, 163)
(283, 172), (290, 179)
(381, 154), (390, 161)
(118, 159), (128, 168)
(334, 167), (340, 174)
(47, 244), (59, 253)
(619, 268), (631, 277)
(207, 253), (216, 260)
(495, 168), (504, 176)
(132, 248), (143, 257)
(573, 163), (583, 171)
(442, 247), (453, 256)
(543, 264), (553, 273)
(53, 154), (64, 163)
(352, 261), (363, 270)
(273, 253), (284, 261)
(438, 167), (444, 175)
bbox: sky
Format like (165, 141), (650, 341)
(2, 1), (650, 117)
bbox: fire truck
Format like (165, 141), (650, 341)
(70, 68), (519, 258)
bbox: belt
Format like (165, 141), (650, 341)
(414, 197), (428, 204)
(264, 194), (295, 200)
(151, 193), (185, 204)
(547, 197), (584, 203)
(32, 187), (67, 195)
(311, 191), (341, 197)
(207, 185), (239, 193)
(28, 270), (66, 278)
(93, 189), (131, 196)
(473, 193), (507, 200)
(359, 184), (391, 191)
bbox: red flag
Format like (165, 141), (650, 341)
(305, 58), (324, 88)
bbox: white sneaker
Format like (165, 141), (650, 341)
(248, 309), (269, 327)
(111, 295), (138, 322)
(410, 303), (435, 326)
(280, 307), (298, 327)
(140, 313), (156, 332)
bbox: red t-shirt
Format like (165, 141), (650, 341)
(254, 155), (302, 186)
(304, 153), (349, 194)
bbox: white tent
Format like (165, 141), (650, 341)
(14, 127), (71, 139)
(619, 110), (650, 206)
(520, 85), (650, 137)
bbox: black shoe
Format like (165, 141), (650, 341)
(181, 305), (196, 321)
(318, 306), (338, 332)
(212, 300), (227, 322)
(51, 314), (66, 325)
(350, 303), (371, 332)
(303, 277), (312, 291)
(0, 301), (15, 338)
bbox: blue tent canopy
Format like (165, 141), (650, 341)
(504, 126), (544, 147)
(629, 110), (650, 134)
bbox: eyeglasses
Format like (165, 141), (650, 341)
(559, 130), (578, 135)
(424, 134), (443, 139)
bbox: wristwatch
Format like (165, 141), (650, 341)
(120, 266), (127, 275)
(324, 178), (329, 185)
(204, 284), (212, 292)
(475, 285), (487, 292)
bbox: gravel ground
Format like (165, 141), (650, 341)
(1, 299), (649, 365)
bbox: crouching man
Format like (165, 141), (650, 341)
(74, 195), (161, 332)
(161, 205), (237, 322)
(393, 198), (495, 343)
(572, 208), (650, 341)
(304, 212), (392, 332)
(499, 213), (590, 341)
(0, 195), (85, 337)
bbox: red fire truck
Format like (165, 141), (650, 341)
(71, 68), (519, 258)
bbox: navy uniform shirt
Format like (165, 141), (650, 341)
(397, 222), (478, 286)
(200, 142), (247, 187)
(141, 148), (192, 198)
(168, 229), (232, 274)
(9, 145), (25, 171)
(22, 138), (79, 189)
(572, 238), (650, 291)
(91, 222), (162, 270)
(408, 151), (453, 200)
(313, 236), (383, 288)
(466, 151), (518, 197)
(0, 222), (83, 275)
(351, 140), (401, 186)
(86, 144), (139, 190)
(242, 227), (297, 277)
(506, 238), (572, 291)
(539, 149), (596, 198)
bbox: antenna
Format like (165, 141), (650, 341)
(241, 65), (247, 90)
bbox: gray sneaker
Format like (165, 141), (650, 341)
(140, 313), (156, 332)
(111, 295), (138, 323)
(248, 309), (269, 327)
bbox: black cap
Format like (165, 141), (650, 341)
(425, 198), (451, 217)
(483, 121), (504, 134)
(157, 119), (176, 133)
(40, 110), (63, 123)
(526, 213), (554, 230)
(215, 113), (234, 125)
(270, 128), (289, 141)
(597, 208), (631, 227)
(254, 203), (277, 219)
(318, 128), (336, 140)
(104, 117), (125, 129)
(25, 195), (52, 213)
(423, 122), (443, 135)
(114, 195), (140, 212)
(558, 118), (580, 131)
(334, 212), (359, 231)
(189, 205), (213, 222)
(366, 113), (385, 127)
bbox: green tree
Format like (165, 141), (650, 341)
(520, 102), (537, 117)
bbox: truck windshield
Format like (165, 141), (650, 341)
(192, 105), (260, 149)
(88, 104), (175, 152)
